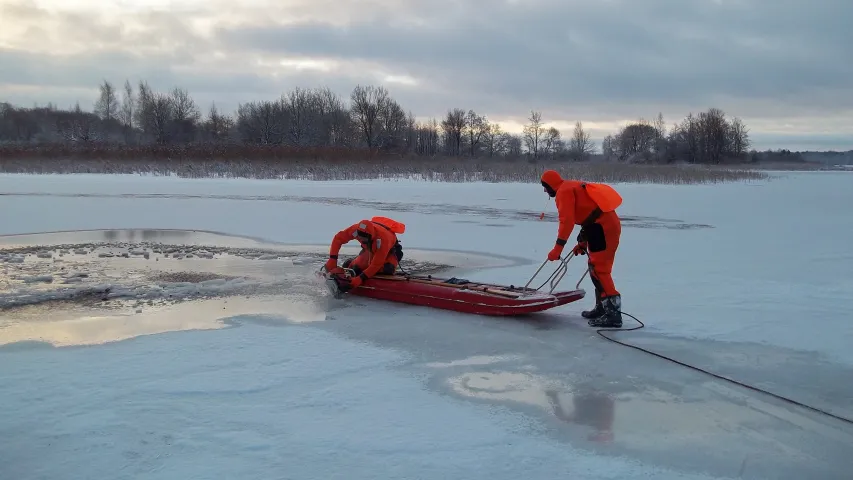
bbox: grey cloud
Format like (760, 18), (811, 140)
(0, 48), (263, 94)
(0, 0), (417, 113)
(0, 1), (201, 51)
(0, 48), (403, 116)
(215, 0), (853, 120)
(0, 0), (851, 150)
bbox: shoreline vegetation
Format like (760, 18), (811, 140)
(0, 144), (828, 184)
(2, 80), (846, 185)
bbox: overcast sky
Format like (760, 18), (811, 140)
(1, 0), (850, 150)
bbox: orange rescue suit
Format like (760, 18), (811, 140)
(326, 217), (405, 288)
(540, 170), (622, 300)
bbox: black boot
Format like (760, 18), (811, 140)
(588, 295), (622, 328)
(582, 285), (605, 319)
(581, 302), (604, 320)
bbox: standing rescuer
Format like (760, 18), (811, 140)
(540, 170), (624, 328)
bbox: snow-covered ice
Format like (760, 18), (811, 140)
(1, 171), (852, 479)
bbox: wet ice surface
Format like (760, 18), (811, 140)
(3, 322), (750, 480)
(318, 306), (853, 479)
(2, 172), (853, 479)
(0, 190), (714, 230)
(0, 230), (500, 346)
(0, 232), (448, 305)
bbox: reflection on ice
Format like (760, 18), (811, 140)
(0, 295), (328, 347)
(424, 353), (848, 469)
(446, 371), (557, 409)
(423, 355), (525, 368)
(546, 389), (615, 443)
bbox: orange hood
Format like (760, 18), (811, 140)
(355, 220), (375, 238)
(541, 170), (564, 196)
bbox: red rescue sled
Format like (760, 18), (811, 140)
(320, 253), (587, 316)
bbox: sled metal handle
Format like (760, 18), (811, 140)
(523, 252), (576, 294)
(524, 259), (553, 290)
(576, 265), (589, 290)
(522, 259), (550, 290)
(548, 256), (570, 292)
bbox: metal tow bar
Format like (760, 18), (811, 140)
(522, 251), (588, 294)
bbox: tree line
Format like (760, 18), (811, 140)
(0, 79), (756, 164)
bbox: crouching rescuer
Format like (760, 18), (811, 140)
(324, 216), (406, 292)
(540, 170), (624, 328)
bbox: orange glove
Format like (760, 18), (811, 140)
(572, 243), (587, 256)
(349, 276), (364, 288)
(324, 258), (337, 271)
(548, 244), (563, 261)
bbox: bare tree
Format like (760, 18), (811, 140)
(403, 111), (418, 153)
(284, 87), (312, 146)
(613, 119), (657, 161)
(652, 112), (667, 155)
(666, 109), (743, 164)
(133, 81), (154, 140)
(463, 110), (488, 156)
(236, 100), (285, 144)
(542, 126), (563, 158)
(568, 121), (595, 160)
(349, 84), (388, 148)
(728, 117), (750, 158)
(94, 80), (119, 123)
(523, 110), (543, 158)
(483, 123), (506, 157)
(147, 93), (174, 144)
(311, 87), (349, 147)
(202, 103), (232, 141)
(441, 108), (466, 155)
(601, 135), (615, 160)
(377, 97), (408, 151)
(94, 80), (119, 141)
(673, 113), (700, 163)
(71, 102), (94, 142)
(119, 80), (134, 143)
(169, 87), (200, 143)
(1, 76), (763, 168)
(414, 118), (440, 156)
(505, 134), (523, 156)
(698, 107), (728, 164)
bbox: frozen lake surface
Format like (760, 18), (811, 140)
(1, 171), (852, 479)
